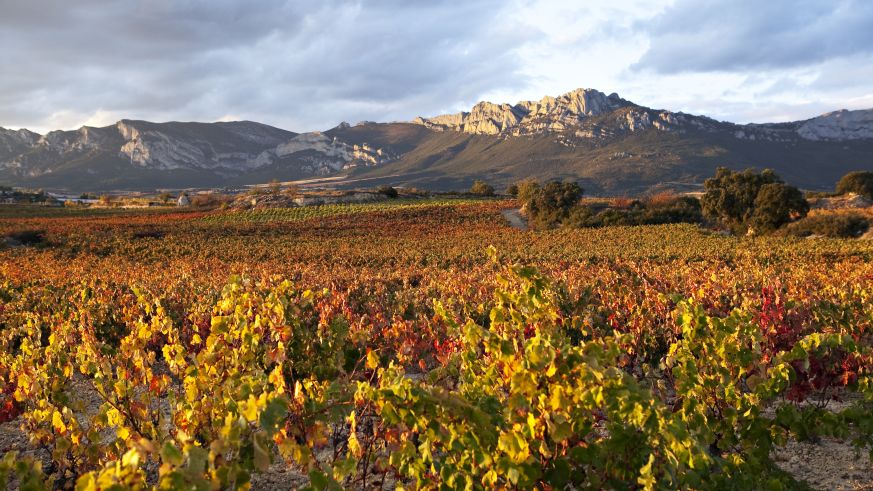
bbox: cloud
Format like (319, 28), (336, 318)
(0, 0), (533, 133)
(633, 0), (873, 73)
(1, 0), (871, 133)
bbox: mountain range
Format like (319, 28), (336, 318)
(1, 88), (871, 194)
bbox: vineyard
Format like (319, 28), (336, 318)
(0, 199), (871, 490)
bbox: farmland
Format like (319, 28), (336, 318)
(0, 198), (872, 490)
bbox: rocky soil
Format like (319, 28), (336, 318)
(2, 407), (870, 489)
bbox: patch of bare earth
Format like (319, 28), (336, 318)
(774, 438), (872, 490)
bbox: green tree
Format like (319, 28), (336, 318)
(835, 171), (873, 199)
(701, 167), (806, 234)
(524, 181), (584, 229)
(748, 182), (809, 233)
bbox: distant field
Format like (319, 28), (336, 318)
(0, 203), (178, 219)
(0, 199), (871, 489)
(202, 197), (497, 223)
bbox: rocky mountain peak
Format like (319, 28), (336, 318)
(413, 87), (631, 135)
(797, 108), (873, 141)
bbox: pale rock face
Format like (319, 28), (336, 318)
(414, 88), (628, 135)
(275, 132), (349, 159)
(111, 122), (397, 173)
(623, 110), (652, 131)
(0, 128), (41, 169)
(271, 132), (396, 168)
(249, 131), (397, 173)
(0, 128), (40, 146)
(118, 125), (215, 170)
(797, 109), (873, 141)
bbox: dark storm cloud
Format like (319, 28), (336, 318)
(633, 0), (873, 73)
(0, 0), (532, 132)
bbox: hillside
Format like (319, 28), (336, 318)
(1, 88), (871, 193)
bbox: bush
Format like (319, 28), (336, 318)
(645, 191), (679, 208)
(701, 167), (807, 234)
(516, 179), (541, 204)
(5, 230), (46, 246)
(836, 171), (873, 199)
(377, 185), (399, 198)
(524, 181), (584, 229)
(748, 183), (809, 234)
(780, 213), (870, 238)
(805, 191), (838, 199)
(470, 180), (495, 197)
(190, 193), (232, 209)
(612, 197), (636, 210)
(505, 183), (519, 196)
(566, 197), (702, 228)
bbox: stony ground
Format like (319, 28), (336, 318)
(2, 413), (870, 489)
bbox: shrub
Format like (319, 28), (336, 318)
(805, 191), (838, 199)
(780, 213), (870, 238)
(836, 171), (873, 199)
(516, 179), (541, 204)
(505, 183), (519, 196)
(574, 206), (699, 228)
(612, 197), (634, 210)
(646, 191), (679, 208)
(6, 230), (46, 246)
(524, 181), (584, 229)
(190, 193), (232, 209)
(470, 180), (495, 196)
(377, 185), (399, 199)
(748, 183), (809, 234)
(701, 167), (807, 234)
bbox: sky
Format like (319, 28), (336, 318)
(2, 0), (872, 134)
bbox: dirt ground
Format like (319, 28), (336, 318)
(2, 414), (871, 489)
(774, 437), (872, 490)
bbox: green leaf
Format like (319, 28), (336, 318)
(253, 433), (272, 471)
(160, 442), (184, 467)
(259, 396), (289, 433)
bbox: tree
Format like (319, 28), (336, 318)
(269, 179), (281, 195)
(505, 183), (519, 197)
(516, 179), (541, 204)
(748, 183), (809, 233)
(470, 180), (495, 197)
(158, 192), (172, 204)
(835, 171), (873, 199)
(701, 167), (807, 234)
(377, 185), (399, 198)
(524, 180), (584, 229)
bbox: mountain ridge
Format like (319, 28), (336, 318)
(1, 88), (871, 193)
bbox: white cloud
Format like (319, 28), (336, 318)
(0, 0), (870, 133)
